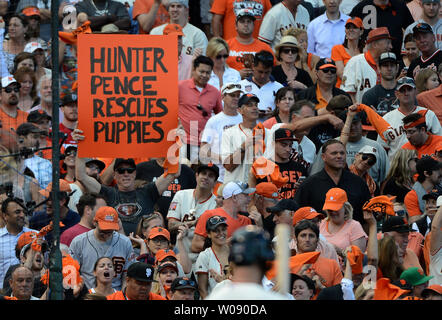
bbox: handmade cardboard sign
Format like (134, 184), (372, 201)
(77, 34), (178, 158)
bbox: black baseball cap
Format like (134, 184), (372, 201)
(197, 162), (219, 180)
(114, 158), (136, 170)
(379, 52), (397, 65)
(206, 215), (227, 232)
(338, 109), (362, 123)
(27, 110), (51, 123)
(61, 93), (78, 106)
(127, 262), (157, 282)
(274, 128), (296, 142)
(382, 216), (414, 233)
(416, 156), (442, 176)
(238, 93), (259, 108)
(266, 199), (299, 213)
(64, 145), (77, 155)
(413, 23), (433, 35)
(171, 277), (197, 292)
(316, 58), (336, 70)
(85, 158), (106, 172)
(422, 189), (441, 201)
(16, 123), (41, 136)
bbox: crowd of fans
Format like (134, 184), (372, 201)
(0, 0), (441, 301)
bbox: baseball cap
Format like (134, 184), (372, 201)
(274, 128), (295, 142)
(266, 199), (299, 214)
(17, 231), (37, 251)
(358, 145), (378, 161)
(316, 58), (336, 70)
(64, 145), (77, 156)
(157, 260), (178, 273)
(238, 93), (259, 108)
(61, 93), (78, 106)
(416, 156), (442, 176)
(422, 189), (440, 201)
(197, 162), (219, 180)
(236, 8), (256, 22)
(127, 262), (156, 282)
(382, 216), (414, 233)
(39, 179), (72, 198)
(413, 22), (433, 35)
(378, 52), (397, 65)
(221, 83), (243, 95)
(22, 6), (40, 17)
(322, 188), (348, 211)
(1, 75), (17, 88)
(396, 77), (416, 90)
(206, 215), (228, 232)
(85, 158), (106, 172)
(292, 206), (324, 226)
(24, 42), (43, 54)
(392, 279), (413, 291)
(93, 206), (119, 231)
(222, 181), (255, 199)
(27, 110), (51, 123)
(400, 267), (434, 286)
(171, 277), (197, 292)
(114, 158), (136, 170)
(163, 23), (184, 36)
(168, 0), (188, 7)
(366, 27), (394, 44)
(255, 182), (279, 199)
(345, 17), (363, 29)
(155, 249), (177, 264)
(16, 122), (41, 136)
(421, 285), (442, 298)
(148, 227), (170, 241)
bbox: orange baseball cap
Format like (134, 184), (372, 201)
(148, 227), (170, 241)
(163, 24), (184, 36)
(254, 182), (279, 199)
(322, 188), (348, 211)
(17, 231), (37, 250)
(266, 251), (320, 280)
(292, 207), (323, 226)
(155, 249), (177, 264)
(345, 17), (363, 29)
(22, 7), (40, 17)
(39, 179), (72, 198)
(94, 206), (119, 231)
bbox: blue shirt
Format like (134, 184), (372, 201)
(307, 12), (350, 58)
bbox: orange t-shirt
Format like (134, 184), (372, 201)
(106, 290), (166, 300)
(210, 0), (272, 40)
(289, 256), (343, 288)
(226, 37), (276, 71)
(194, 207), (252, 238)
(331, 44), (352, 89)
(404, 189), (423, 217)
(315, 85), (329, 110)
(132, 0), (169, 34)
(0, 108), (28, 132)
(402, 134), (442, 159)
(262, 117), (278, 130)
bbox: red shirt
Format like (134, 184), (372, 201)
(178, 78), (222, 145)
(60, 223), (91, 246)
(59, 123), (77, 146)
(106, 291), (166, 300)
(194, 207), (252, 238)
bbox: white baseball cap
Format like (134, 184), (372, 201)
(358, 145), (378, 160)
(1, 75), (17, 88)
(222, 181), (255, 199)
(221, 83), (244, 95)
(24, 41), (43, 53)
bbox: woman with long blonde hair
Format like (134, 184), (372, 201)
(381, 149), (418, 203)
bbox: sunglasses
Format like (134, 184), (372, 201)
(361, 154), (376, 166)
(176, 278), (196, 288)
(86, 164), (100, 171)
(116, 167), (136, 174)
(395, 210), (407, 217)
(208, 216), (227, 226)
(4, 86), (20, 93)
(216, 54), (229, 60)
(65, 150), (77, 157)
(281, 48), (298, 54)
(197, 104), (208, 117)
(320, 68), (336, 74)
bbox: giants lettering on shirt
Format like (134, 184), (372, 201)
(385, 125), (405, 141)
(278, 23), (307, 37)
(359, 78), (373, 91)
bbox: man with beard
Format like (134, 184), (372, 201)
(0, 198), (37, 291)
(59, 92), (78, 147)
(16, 122), (52, 189)
(0, 76), (27, 131)
(29, 75), (52, 119)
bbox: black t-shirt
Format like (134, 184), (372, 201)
(361, 84), (398, 116)
(135, 160), (197, 220)
(381, 178), (411, 203)
(350, 0), (414, 58)
(271, 65), (313, 88)
(99, 182), (160, 235)
(75, 0), (130, 19)
(263, 213), (276, 239)
(407, 50), (442, 79)
(294, 169), (371, 225)
(307, 123), (340, 151)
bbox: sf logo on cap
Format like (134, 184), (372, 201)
(146, 268), (152, 278)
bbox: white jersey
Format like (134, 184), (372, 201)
(239, 78), (284, 113)
(341, 53), (378, 103)
(194, 247), (225, 296)
(69, 230), (136, 290)
(150, 22), (209, 56)
(376, 106), (442, 160)
(402, 19), (442, 52)
(258, 2), (310, 49)
(429, 247), (442, 286)
(206, 281), (289, 300)
(221, 124), (272, 184)
(201, 112), (243, 182)
(167, 189), (216, 264)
